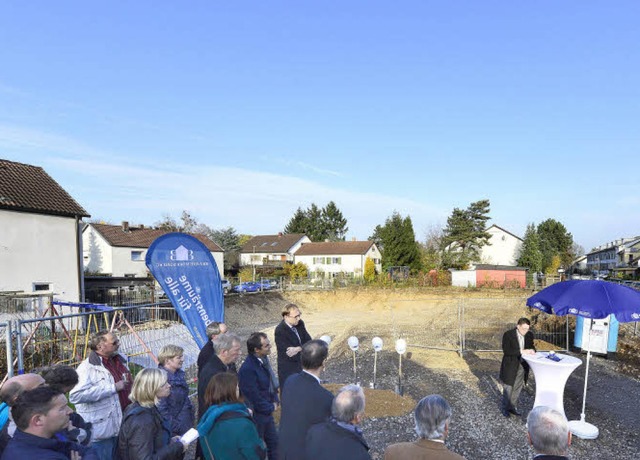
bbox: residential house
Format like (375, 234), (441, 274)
(83, 222), (224, 277)
(476, 224), (524, 267)
(0, 159), (90, 302)
(293, 240), (382, 278)
(586, 236), (640, 276)
(239, 233), (311, 267)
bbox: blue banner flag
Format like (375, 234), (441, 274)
(145, 233), (223, 347)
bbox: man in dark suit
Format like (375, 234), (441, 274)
(278, 340), (333, 460)
(197, 333), (241, 420)
(527, 406), (571, 459)
(275, 303), (312, 391)
(499, 317), (535, 417)
(238, 332), (279, 460)
(196, 321), (227, 372)
(305, 384), (371, 460)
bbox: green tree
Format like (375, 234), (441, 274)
(370, 212), (422, 272)
(321, 201), (348, 241)
(155, 210), (199, 232)
(283, 202), (349, 242)
(517, 223), (543, 273)
(441, 199), (492, 269)
(363, 257), (376, 282)
(537, 219), (574, 272)
(421, 225), (444, 271)
(284, 262), (308, 280)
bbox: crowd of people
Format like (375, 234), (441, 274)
(0, 309), (573, 460)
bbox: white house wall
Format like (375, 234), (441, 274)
(295, 247), (381, 277)
(480, 227), (522, 266)
(0, 210), (81, 301)
(83, 226), (114, 275)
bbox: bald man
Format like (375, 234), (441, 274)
(0, 373), (46, 454)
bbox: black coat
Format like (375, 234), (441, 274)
(274, 319), (312, 389)
(305, 420), (371, 460)
(278, 372), (333, 460)
(499, 328), (535, 386)
(116, 403), (183, 460)
(198, 354), (234, 420)
(197, 341), (214, 372)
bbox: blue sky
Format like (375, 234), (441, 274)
(1, 2), (638, 251)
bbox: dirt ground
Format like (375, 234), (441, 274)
(222, 288), (640, 460)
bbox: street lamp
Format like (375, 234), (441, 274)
(395, 339), (407, 395)
(252, 245), (256, 282)
(372, 337), (383, 388)
(347, 336), (359, 383)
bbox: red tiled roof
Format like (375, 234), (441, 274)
(294, 241), (375, 256)
(0, 159), (90, 218)
(241, 234), (307, 253)
(90, 223), (223, 252)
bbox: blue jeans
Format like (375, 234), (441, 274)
(89, 436), (117, 460)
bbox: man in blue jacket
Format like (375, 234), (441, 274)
(239, 332), (280, 460)
(2, 386), (96, 460)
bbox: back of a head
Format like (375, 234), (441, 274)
(414, 394), (452, 441)
(39, 365), (79, 392)
(0, 373), (46, 406)
(206, 322), (224, 339)
(527, 406), (570, 456)
(213, 332), (240, 354)
(301, 339), (328, 370)
(205, 372), (240, 406)
(12, 386), (63, 431)
(331, 384), (365, 424)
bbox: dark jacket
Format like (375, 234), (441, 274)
(500, 328), (535, 386)
(197, 341), (214, 372)
(278, 372), (333, 460)
(238, 354), (278, 421)
(158, 365), (195, 436)
(116, 402), (183, 460)
(274, 319), (311, 389)
(1, 428), (97, 460)
(305, 419), (371, 460)
(197, 355), (234, 420)
(197, 402), (266, 460)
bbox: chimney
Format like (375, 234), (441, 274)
(122, 221), (129, 232)
(139, 224), (145, 229)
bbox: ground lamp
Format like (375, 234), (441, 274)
(371, 337), (383, 388)
(395, 338), (407, 395)
(320, 335), (332, 345)
(347, 336), (359, 382)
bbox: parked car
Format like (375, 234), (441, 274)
(233, 282), (260, 293)
(257, 280), (273, 291)
(221, 279), (231, 294)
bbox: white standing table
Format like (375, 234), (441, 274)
(522, 352), (582, 419)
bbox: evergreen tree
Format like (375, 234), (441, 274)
(284, 207), (309, 234)
(371, 212), (422, 272)
(321, 201), (348, 241)
(537, 219), (574, 272)
(440, 199), (492, 269)
(283, 202), (349, 242)
(517, 223), (543, 273)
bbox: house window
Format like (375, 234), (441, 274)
(373, 258), (381, 264)
(33, 283), (50, 291)
(131, 251), (144, 261)
(251, 255), (261, 262)
(313, 257), (326, 264)
(124, 274), (136, 278)
(330, 257), (342, 264)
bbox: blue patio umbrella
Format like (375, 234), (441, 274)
(527, 280), (640, 439)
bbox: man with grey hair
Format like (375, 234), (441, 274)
(197, 333), (241, 419)
(197, 321), (228, 371)
(527, 406), (571, 459)
(0, 373), (46, 455)
(305, 384), (371, 460)
(384, 394), (465, 460)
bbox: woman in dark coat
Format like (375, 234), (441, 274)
(157, 345), (195, 436)
(117, 368), (187, 460)
(197, 372), (266, 460)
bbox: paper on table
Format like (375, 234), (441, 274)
(180, 428), (199, 444)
